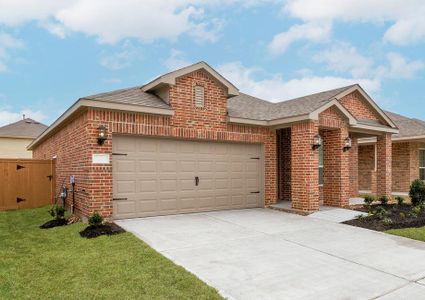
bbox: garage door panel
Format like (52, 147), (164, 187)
(113, 136), (263, 219)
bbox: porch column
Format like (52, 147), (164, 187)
(377, 133), (392, 198)
(291, 121), (319, 211)
(349, 136), (359, 197)
(322, 127), (350, 207)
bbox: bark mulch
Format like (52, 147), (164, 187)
(79, 223), (126, 239)
(40, 218), (68, 229)
(344, 204), (425, 231)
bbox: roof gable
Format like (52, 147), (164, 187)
(142, 62), (239, 97)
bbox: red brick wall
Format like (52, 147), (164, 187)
(358, 145), (375, 191)
(33, 71), (278, 218)
(377, 134), (392, 197)
(392, 142), (411, 192)
(291, 121), (319, 211)
(339, 91), (381, 122)
(32, 111), (93, 217)
(349, 136), (359, 197)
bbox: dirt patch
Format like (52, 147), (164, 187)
(40, 219), (68, 229)
(79, 223), (126, 239)
(344, 204), (425, 231)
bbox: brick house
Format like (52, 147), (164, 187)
(358, 111), (425, 196)
(29, 62), (399, 219)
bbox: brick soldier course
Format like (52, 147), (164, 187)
(30, 62), (400, 219)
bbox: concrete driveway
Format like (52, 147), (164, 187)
(116, 209), (425, 300)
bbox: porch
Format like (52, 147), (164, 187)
(275, 112), (393, 213)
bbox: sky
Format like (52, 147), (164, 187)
(0, 0), (424, 126)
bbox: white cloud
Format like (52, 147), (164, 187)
(0, 33), (24, 72)
(380, 52), (424, 79)
(0, 0), (267, 44)
(0, 109), (47, 126)
(313, 43), (373, 78)
(283, 0), (425, 46)
(217, 61), (379, 102)
(268, 22), (331, 55)
(163, 49), (191, 70)
(99, 41), (142, 70)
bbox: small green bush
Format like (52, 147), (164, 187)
(375, 206), (388, 220)
(409, 179), (425, 206)
(410, 206), (422, 218)
(379, 195), (389, 206)
(48, 205), (66, 220)
(88, 211), (103, 226)
(382, 217), (393, 226)
(399, 212), (406, 220)
(363, 195), (375, 206)
(395, 196), (405, 206)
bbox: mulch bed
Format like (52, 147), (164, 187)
(79, 223), (125, 239)
(40, 218), (68, 229)
(344, 204), (425, 231)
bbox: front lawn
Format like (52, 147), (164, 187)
(0, 207), (222, 300)
(386, 227), (425, 242)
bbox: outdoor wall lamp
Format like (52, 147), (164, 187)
(97, 125), (108, 145)
(312, 134), (323, 150)
(343, 137), (352, 152)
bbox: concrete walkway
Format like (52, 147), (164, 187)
(308, 206), (367, 223)
(116, 209), (425, 300)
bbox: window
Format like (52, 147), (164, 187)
(194, 85), (205, 108)
(420, 149), (425, 180)
(318, 145), (324, 185)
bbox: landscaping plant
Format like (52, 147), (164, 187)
(409, 179), (425, 206)
(379, 195), (389, 206)
(88, 211), (104, 226)
(396, 196), (405, 206)
(363, 195), (375, 210)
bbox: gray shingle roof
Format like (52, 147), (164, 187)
(227, 85), (356, 120)
(0, 118), (48, 138)
(83, 86), (171, 110)
(385, 111), (425, 138)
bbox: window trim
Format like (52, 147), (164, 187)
(318, 145), (324, 186)
(419, 148), (425, 180)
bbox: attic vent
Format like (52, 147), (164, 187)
(194, 85), (205, 108)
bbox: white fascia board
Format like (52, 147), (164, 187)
(309, 99), (357, 126)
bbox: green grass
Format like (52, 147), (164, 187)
(0, 207), (223, 300)
(386, 227), (425, 242)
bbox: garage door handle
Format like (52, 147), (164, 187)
(113, 197), (128, 201)
(195, 176), (199, 186)
(250, 191), (260, 194)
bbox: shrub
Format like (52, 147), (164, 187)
(48, 205), (66, 220)
(382, 217), (393, 226)
(88, 212), (103, 226)
(363, 195), (375, 206)
(379, 195), (389, 206)
(399, 212), (406, 220)
(375, 206), (388, 220)
(410, 206), (422, 218)
(395, 196), (405, 206)
(409, 179), (425, 206)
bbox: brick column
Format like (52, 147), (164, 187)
(277, 128), (291, 201)
(322, 128), (350, 207)
(264, 130), (278, 205)
(291, 121), (319, 211)
(349, 136), (359, 197)
(377, 133), (392, 198)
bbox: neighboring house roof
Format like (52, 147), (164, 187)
(0, 118), (47, 139)
(385, 111), (425, 140)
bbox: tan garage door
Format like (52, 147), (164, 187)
(112, 136), (263, 219)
